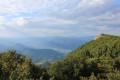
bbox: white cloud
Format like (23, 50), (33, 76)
(0, 0), (119, 37)
(0, 0), (113, 15)
(12, 17), (27, 26)
(37, 17), (77, 25)
(5, 17), (77, 28)
(0, 0), (78, 15)
(0, 16), (5, 22)
(89, 12), (120, 21)
(5, 17), (28, 28)
(0, 16), (6, 30)
(0, 25), (6, 30)
(88, 12), (120, 26)
(78, 0), (114, 7)
(23, 28), (70, 34)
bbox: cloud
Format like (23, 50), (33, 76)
(77, 0), (114, 8)
(0, 25), (6, 30)
(5, 17), (77, 29)
(0, 0), (119, 37)
(0, 0), (113, 15)
(0, 0), (78, 15)
(6, 17), (27, 28)
(0, 16), (5, 22)
(88, 12), (120, 22)
(87, 12), (120, 28)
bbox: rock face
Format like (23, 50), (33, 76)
(94, 35), (102, 40)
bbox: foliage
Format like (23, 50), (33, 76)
(0, 34), (120, 80)
(0, 50), (48, 80)
(47, 34), (120, 80)
(106, 69), (120, 80)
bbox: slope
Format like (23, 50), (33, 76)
(0, 39), (65, 64)
(47, 34), (120, 80)
(23, 49), (65, 63)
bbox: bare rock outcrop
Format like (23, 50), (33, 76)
(94, 35), (102, 40)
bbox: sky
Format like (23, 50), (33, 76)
(0, 0), (120, 37)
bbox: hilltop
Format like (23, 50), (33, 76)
(47, 34), (120, 80)
(94, 34), (102, 40)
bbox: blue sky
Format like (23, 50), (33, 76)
(0, 0), (120, 37)
(115, 0), (120, 4)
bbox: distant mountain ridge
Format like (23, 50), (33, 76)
(23, 48), (65, 63)
(0, 36), (94, 50)
(0, 36), (94, 64)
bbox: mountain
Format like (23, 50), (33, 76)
(1, 36), (94, 50)
(23, 49), (65, 63)
(0, 34), (120, 80)
(0, 38), (29, 52)
(0, 39), (65, 63)
(47, 34), (120, 80)
(0, 36), (94, 64)
(44, 37), (87, 50)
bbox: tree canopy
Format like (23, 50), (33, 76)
(0, 34), (120, 80)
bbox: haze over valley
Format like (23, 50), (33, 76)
(0, 36), (94, 64)
(0, 0), (120, 80)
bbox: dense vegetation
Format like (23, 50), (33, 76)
(0, 50), (49, 80)
(0, 34), (120, 80)
(47, 34), (120, 80)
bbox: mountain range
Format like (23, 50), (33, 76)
(0, 34), (120, 80)
(0, 36), (94, 64)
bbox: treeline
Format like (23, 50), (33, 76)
(0, 50), (49, 80)
(0, 34), (120, 80)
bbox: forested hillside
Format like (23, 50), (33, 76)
(47, 34), (120, 80)
(0, 34), (120, 80)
